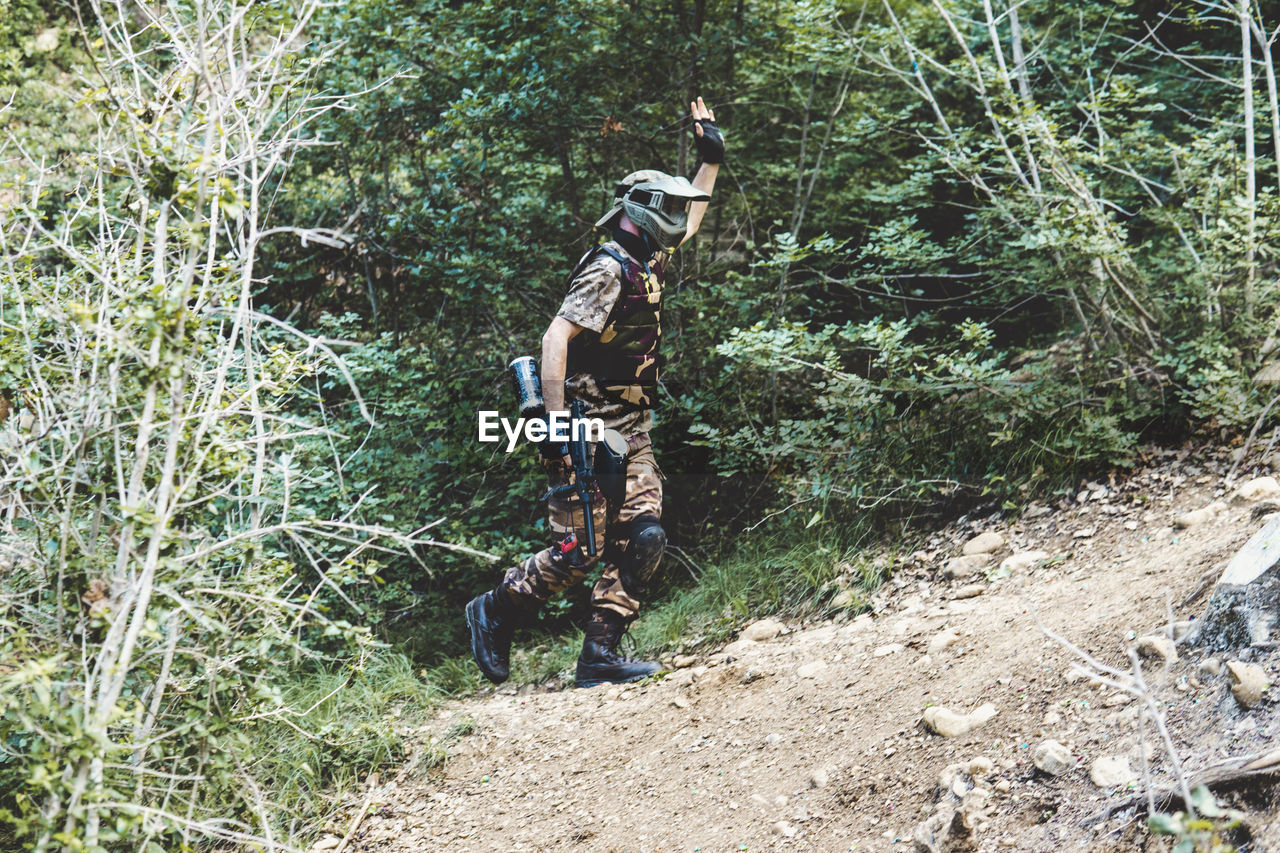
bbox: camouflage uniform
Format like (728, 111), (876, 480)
(499, 240), (668, 621)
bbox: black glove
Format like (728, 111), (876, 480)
(694, 119), (725, 165)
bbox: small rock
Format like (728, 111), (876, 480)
(774, 794), (789, 807)
(830, 588), (856, 609)
(929, 630), (961, 656)
(1198, 657), (1222, 679)
(874, 643), (906, 657)
(1090, 756), (1135, 789)
(1134, 635), (1177, 664)
(665, 668), (696, 687)
(954, 584), (985, 599)
(1124, 520), (1139, 530)
(922, 703), (998, 738)
(994, 780), (1011, 793)
(1226, 660), (1269, 708)
(1174, 501), (1226, 528)
(797, 660), (828, 679)
(943, 554), (992, 578)
(914, 654), (933, 670)
(1231, 476), (1280, 503)
(764, 733), (782, 744)
(1032, 740), (1072, 776)
(1073, 526), (1097, 539)
(809, 768), (830, 789)
(968, 757), (995, 778)
(672, 654), (697, 668)
(999, 550), (1050, 573)
(913, 806), (974, 852)
(772, 820), (797, 838)
(963, 530), (1006, 555)
(1043, 711), (1062, 726)
(938, 762), (968, 795)
(742, 619), (784, 642)
(671, 695), (691, 709)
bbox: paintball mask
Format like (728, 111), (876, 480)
(594, 170), (710, 252)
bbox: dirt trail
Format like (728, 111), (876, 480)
(328, 446), (1280, 852)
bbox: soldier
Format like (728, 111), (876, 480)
(466, 97), (724, 688)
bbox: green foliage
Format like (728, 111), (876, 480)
(7, 0), (1280, 843)
(632, 528), (882, 654)
(235, 0), (1280, 669)
(1147, 786), (1246, 853)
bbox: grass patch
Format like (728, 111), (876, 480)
(632, 525), (888, 654)
(253, 649), (438, 839)
(510, 629), (583, 685)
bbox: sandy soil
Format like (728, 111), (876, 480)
(320, 445), (1280, 852)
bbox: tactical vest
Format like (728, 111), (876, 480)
(566, 244), (663, 411)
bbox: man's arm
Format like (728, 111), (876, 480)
(684, 161), (719, 243)
(541, 315), (584, 417)
(682, 96), (722, 245)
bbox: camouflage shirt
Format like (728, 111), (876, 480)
(556, 240), (669, 437)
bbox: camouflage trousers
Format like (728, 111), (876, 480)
(500, 432), (663, 622)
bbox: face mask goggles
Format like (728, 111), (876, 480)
(619, 186), (693, 216)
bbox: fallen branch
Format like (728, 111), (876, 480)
(335, 773), (379, 853)
(1082, 747), (1280, 826)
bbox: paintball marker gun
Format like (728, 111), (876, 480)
(507, 357), (626, 560)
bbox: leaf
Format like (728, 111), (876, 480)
(805, 510), (822, 529)
(1147, 813), (1180, 835)
(1191, 785), (1223, 817)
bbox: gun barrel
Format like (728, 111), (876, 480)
(568, 399), (597, 556)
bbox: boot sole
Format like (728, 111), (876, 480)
(573, 668), (661, 689)
(465, 597), (508, 685)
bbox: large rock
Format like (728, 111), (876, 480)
(1231, 476), (1280, 504)
(1189, 516), (1280, 650)
(1032, 740), (1073, 776)
(922, 703), (997, 738)
(963, 531), (1006, 555)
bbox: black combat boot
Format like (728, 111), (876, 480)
(574, 612), (662, 688)
(465, 587), (522, 684)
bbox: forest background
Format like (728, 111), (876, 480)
(2, 0), (1278, 849)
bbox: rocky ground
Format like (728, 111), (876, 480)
(314, 445), (1280, 852)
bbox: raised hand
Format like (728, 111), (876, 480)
(690, 96), (724, 165)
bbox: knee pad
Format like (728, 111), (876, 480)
(617, 516), (665, 598)
(626, 518), (666, 582)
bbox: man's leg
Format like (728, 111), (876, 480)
(576, 435), (665, 688)
(468, 480), (607, 684)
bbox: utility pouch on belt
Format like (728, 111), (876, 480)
(594, 429), (628, 510)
